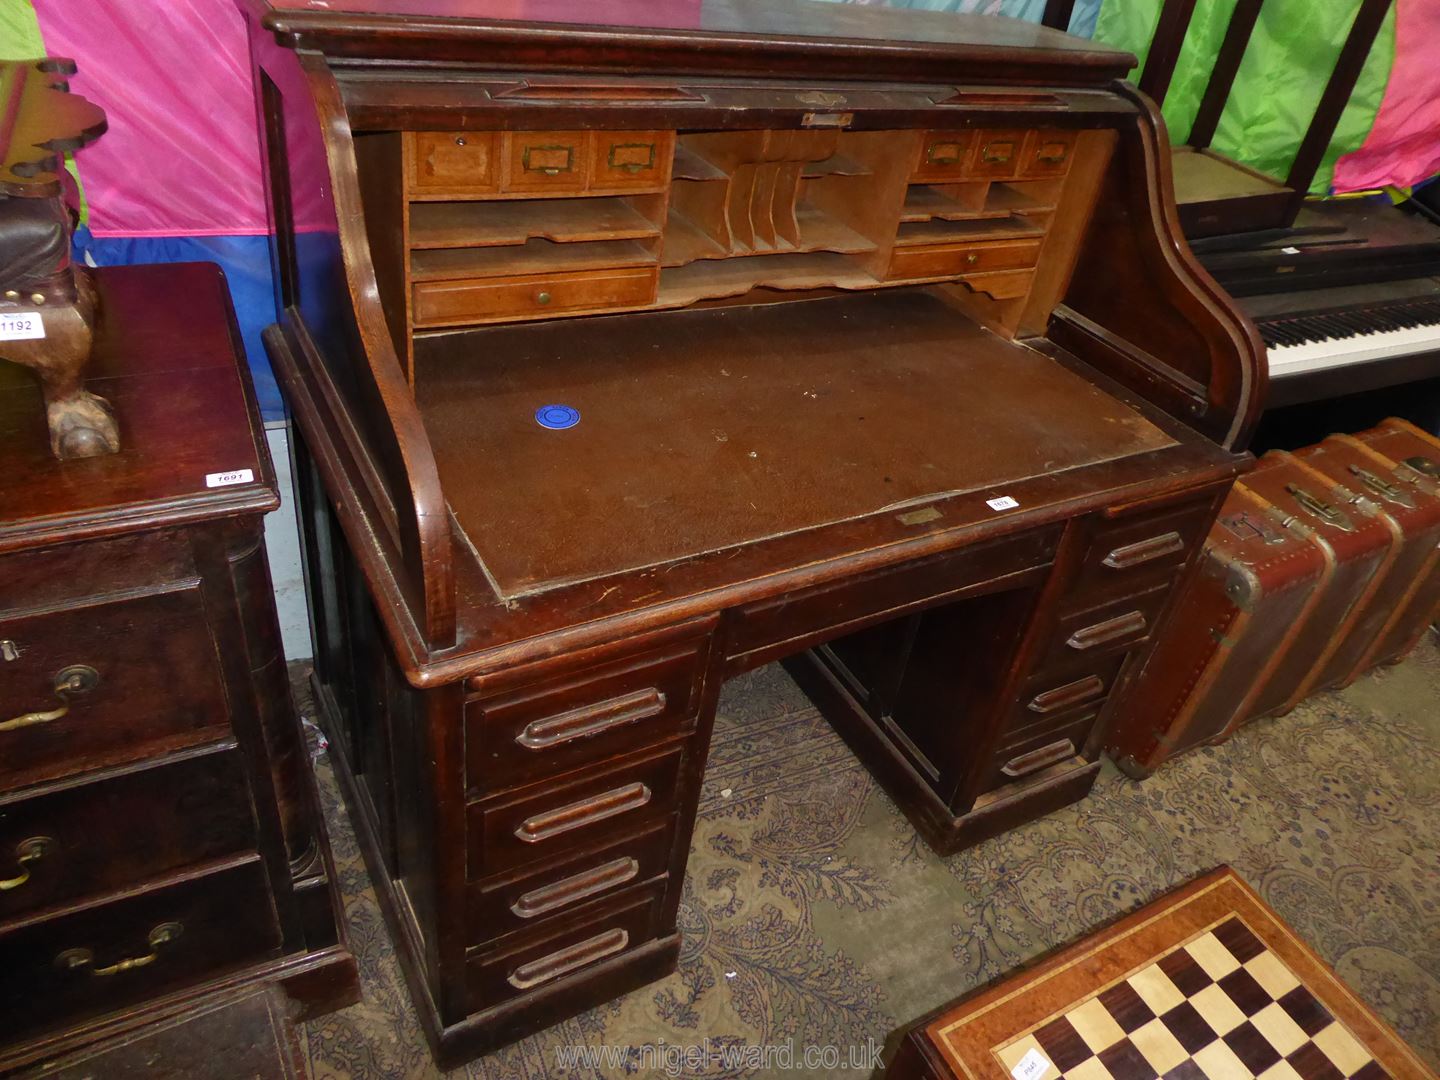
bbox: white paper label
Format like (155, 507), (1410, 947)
(1012, 1047), (1051, 1080)
(1281, 246), (1301, 255)
(0, 312), (45, 341)
(987, 495), (1020, 511)
(205, 468), (255, 488)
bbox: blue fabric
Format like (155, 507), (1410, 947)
(73, 228), (284, 421)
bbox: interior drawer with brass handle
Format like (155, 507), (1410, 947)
(466, 636), (709, 795)
(0, 747), (256, 922)
(590, 130), (674, 191)
(886, 238), (1042, 282)
(466, 746), (682, 879)
(0, 856), (280, 1041)
(466, 817), (674, 946)
(1023, 130), (1077, 178)
(411, 266), (657, 328)
(964, 128), (1031, 179)
(911, 130), (974, 181)
(0, 586), (233, 791)
(465, 883), (662, 1009)
(502, 130), (593, 192)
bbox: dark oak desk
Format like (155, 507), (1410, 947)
(241, 0), (1263, 1064)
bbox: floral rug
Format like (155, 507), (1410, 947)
(297, 635), (1440, 1078)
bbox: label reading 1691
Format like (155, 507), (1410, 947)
(0, 312), (45, 341)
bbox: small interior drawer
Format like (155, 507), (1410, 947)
(466, 637), (709, 796)
(589, 131), (674, 191)
(466, 746), (683, 880)
(1023, 130), (1077, 178)
(1040, 585), (1172, 671)
(0, 748), (256, 923)
(0, 857), (280, 1041)
(503, 131), (593, 193)
(467, 818), (674, 947)
(965, 129), (1031, 179)
(466, 882), (662, 1010)
(911, 130), (974, 181)
(410, 131), (500, 194)
(887, 238), (1042, 281)
(411, 266), (656, 327)
(0, 586), (232, 791)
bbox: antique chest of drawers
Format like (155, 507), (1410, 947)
(0, 264), (357, 1071)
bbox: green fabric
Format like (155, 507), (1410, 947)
(1093, 0), (1394, 194)
(0, 0), (88, 223)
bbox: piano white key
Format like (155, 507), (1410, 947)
(1265, 322), (1440, 379)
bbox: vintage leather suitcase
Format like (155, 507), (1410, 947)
(1293, 431), (1440, 685)
(1238, 450), (1399, 718)
(1108, 484), (1330, 777)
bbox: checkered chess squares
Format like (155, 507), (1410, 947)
(996, 916), (1389, 1080)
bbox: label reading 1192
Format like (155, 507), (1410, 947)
(0, 312), (45, 341)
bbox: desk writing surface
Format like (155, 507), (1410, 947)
(414, 290), (1176, 598)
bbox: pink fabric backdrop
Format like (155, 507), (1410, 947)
(34, 0), (267, 237)
(1333, 0), (1440, 192)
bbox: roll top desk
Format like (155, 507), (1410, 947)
(240, 0), (1263, 1064)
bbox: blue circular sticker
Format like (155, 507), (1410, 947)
(535, 404), (580, 430)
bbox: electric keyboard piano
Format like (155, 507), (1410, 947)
(1198, 198), (1440, 410)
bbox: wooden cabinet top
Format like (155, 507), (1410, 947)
(250, 0), (1135, 85)
(0, 264), (276, 553)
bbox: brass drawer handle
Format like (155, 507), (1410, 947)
(516, 688), (667, 750)
(1001, 738), (1076, 779)
(925, 140), (964, 165)
(1036, 143), (1069, 164)
(507, 927), (629, 990)
(56, 922), (183, 977)
(522, 144), (575, 175)
(511, 856), (641, 919)
(1, 665), (99, 733)
(515, 782), (652, 843)
(1102, 531), (1185, 570)
(1066, 611), (1147, 651)
(981, 140), (1016, 164)
(0, 836), (52, 891)
(1027, 675), (1105, 715)
(607, 141), (656, 173)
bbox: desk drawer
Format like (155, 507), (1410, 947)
(1022, 131), (1077, 178)
(986, 714), (1096, 790)
(1072, 499), (1217, 602)
(911, 130), (974, 182)
(0, 749), (256, 923)
(466, 882), (662, 1010)
(1039, 586), (1171, 671)
(729, 526), (1059, 671)
(467, 818), (673, 946)
(466, 746), (682, 880)
(466, 639), (708, 795)
(966, 129), (1030, 180)
(887, 238), (1042, 281)
(502, 131), (592, 193)
(0, 587), (231, 791)
(590, 131), (673, 191)
(0, 857), (280, 1040)
(411, 266), (656, 327)
(410, 132), (500, 195)
(1002, 653), (1127, 745)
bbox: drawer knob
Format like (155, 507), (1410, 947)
(507, 927), (629, 990)
(1, 665), (100, 733)
(966, 253), (979, 265)
(454, 135), (468, 147)
(535, 290), (552, 306)
(1102, 531), (1185, 570)
(0, 836), (52, 891)
(56, 921), (183, 978)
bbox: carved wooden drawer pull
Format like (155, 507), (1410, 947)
(515, 783), (652, 843)
(1066, 611), (1147, 651)
(516, 688), (667, 750)
(55, 921), (184, 977)
(507, 927), (629, 990)
(1, 665), (99, 732)
(1001, 738), (1076, 779)
(511, 856), (640, 919)
(1102, 531), (1185, 570)
(0, 836), (52, 891)
(1027, 675), (1106, 715)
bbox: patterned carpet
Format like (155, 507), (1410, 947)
(296, 635), (1440, 1078)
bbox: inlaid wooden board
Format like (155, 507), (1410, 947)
(918, 869), (1434, 1080)
(413, 289), (1175, 598)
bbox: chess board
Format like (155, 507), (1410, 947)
(894, 869), (1435, 1080)
(996, 915), (1385, 1080)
